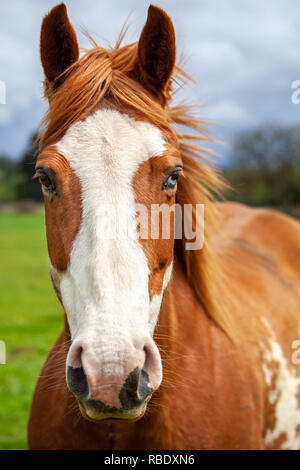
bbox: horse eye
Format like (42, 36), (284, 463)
(162, 170), (181, 191)
(39, 174), (52, 188)
(33, 169), (56, 194)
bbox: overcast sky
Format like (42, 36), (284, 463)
(1, 0), (300, 163)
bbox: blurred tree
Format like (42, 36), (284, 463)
(0, 156), (17, 180)
(225, 125), (300, 207)
(14, 132), (42, 202)
(0, 156), (18, 202)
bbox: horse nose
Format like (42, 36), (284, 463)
(66, 338), (162, 410)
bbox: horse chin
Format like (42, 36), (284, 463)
(78, 401), (148, 424)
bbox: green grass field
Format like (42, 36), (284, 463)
(0, 210), (62, 449)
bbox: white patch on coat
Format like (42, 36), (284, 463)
(52, 109), (172, 373)
(260, 317), (300, 449)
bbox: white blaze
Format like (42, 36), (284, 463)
(53, 109), (172, 352)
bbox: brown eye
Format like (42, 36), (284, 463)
(39, 174), (51, 188)
(33, 169), (56, 194)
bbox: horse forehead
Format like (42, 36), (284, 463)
(56, 108), (166, 177)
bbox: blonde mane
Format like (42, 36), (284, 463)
(39, 37), (234, 339)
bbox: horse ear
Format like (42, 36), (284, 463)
(40, 3), (79, 88)
(132, 5), (176, 105)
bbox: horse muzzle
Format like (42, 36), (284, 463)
(66, 337), (162, 421)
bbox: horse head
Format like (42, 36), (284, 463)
(36, 3), (182, 421)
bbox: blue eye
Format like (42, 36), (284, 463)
(167, 174), (179, 188)
(162, 171), (180, 191)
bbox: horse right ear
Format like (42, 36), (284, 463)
(40, 3), (79, 89)
(131, 5), (176, 106)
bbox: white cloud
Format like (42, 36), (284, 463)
(209, 99), (253, 124)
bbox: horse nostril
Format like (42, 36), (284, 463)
(119, 367), (153, 409)
(67, 366), (89, 400)
(136, 369), (154, 401)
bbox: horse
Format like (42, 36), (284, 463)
(28, 3), (300, 450)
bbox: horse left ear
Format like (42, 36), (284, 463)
(40, 3), (79, 89)
(132, 5), (176, 105)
